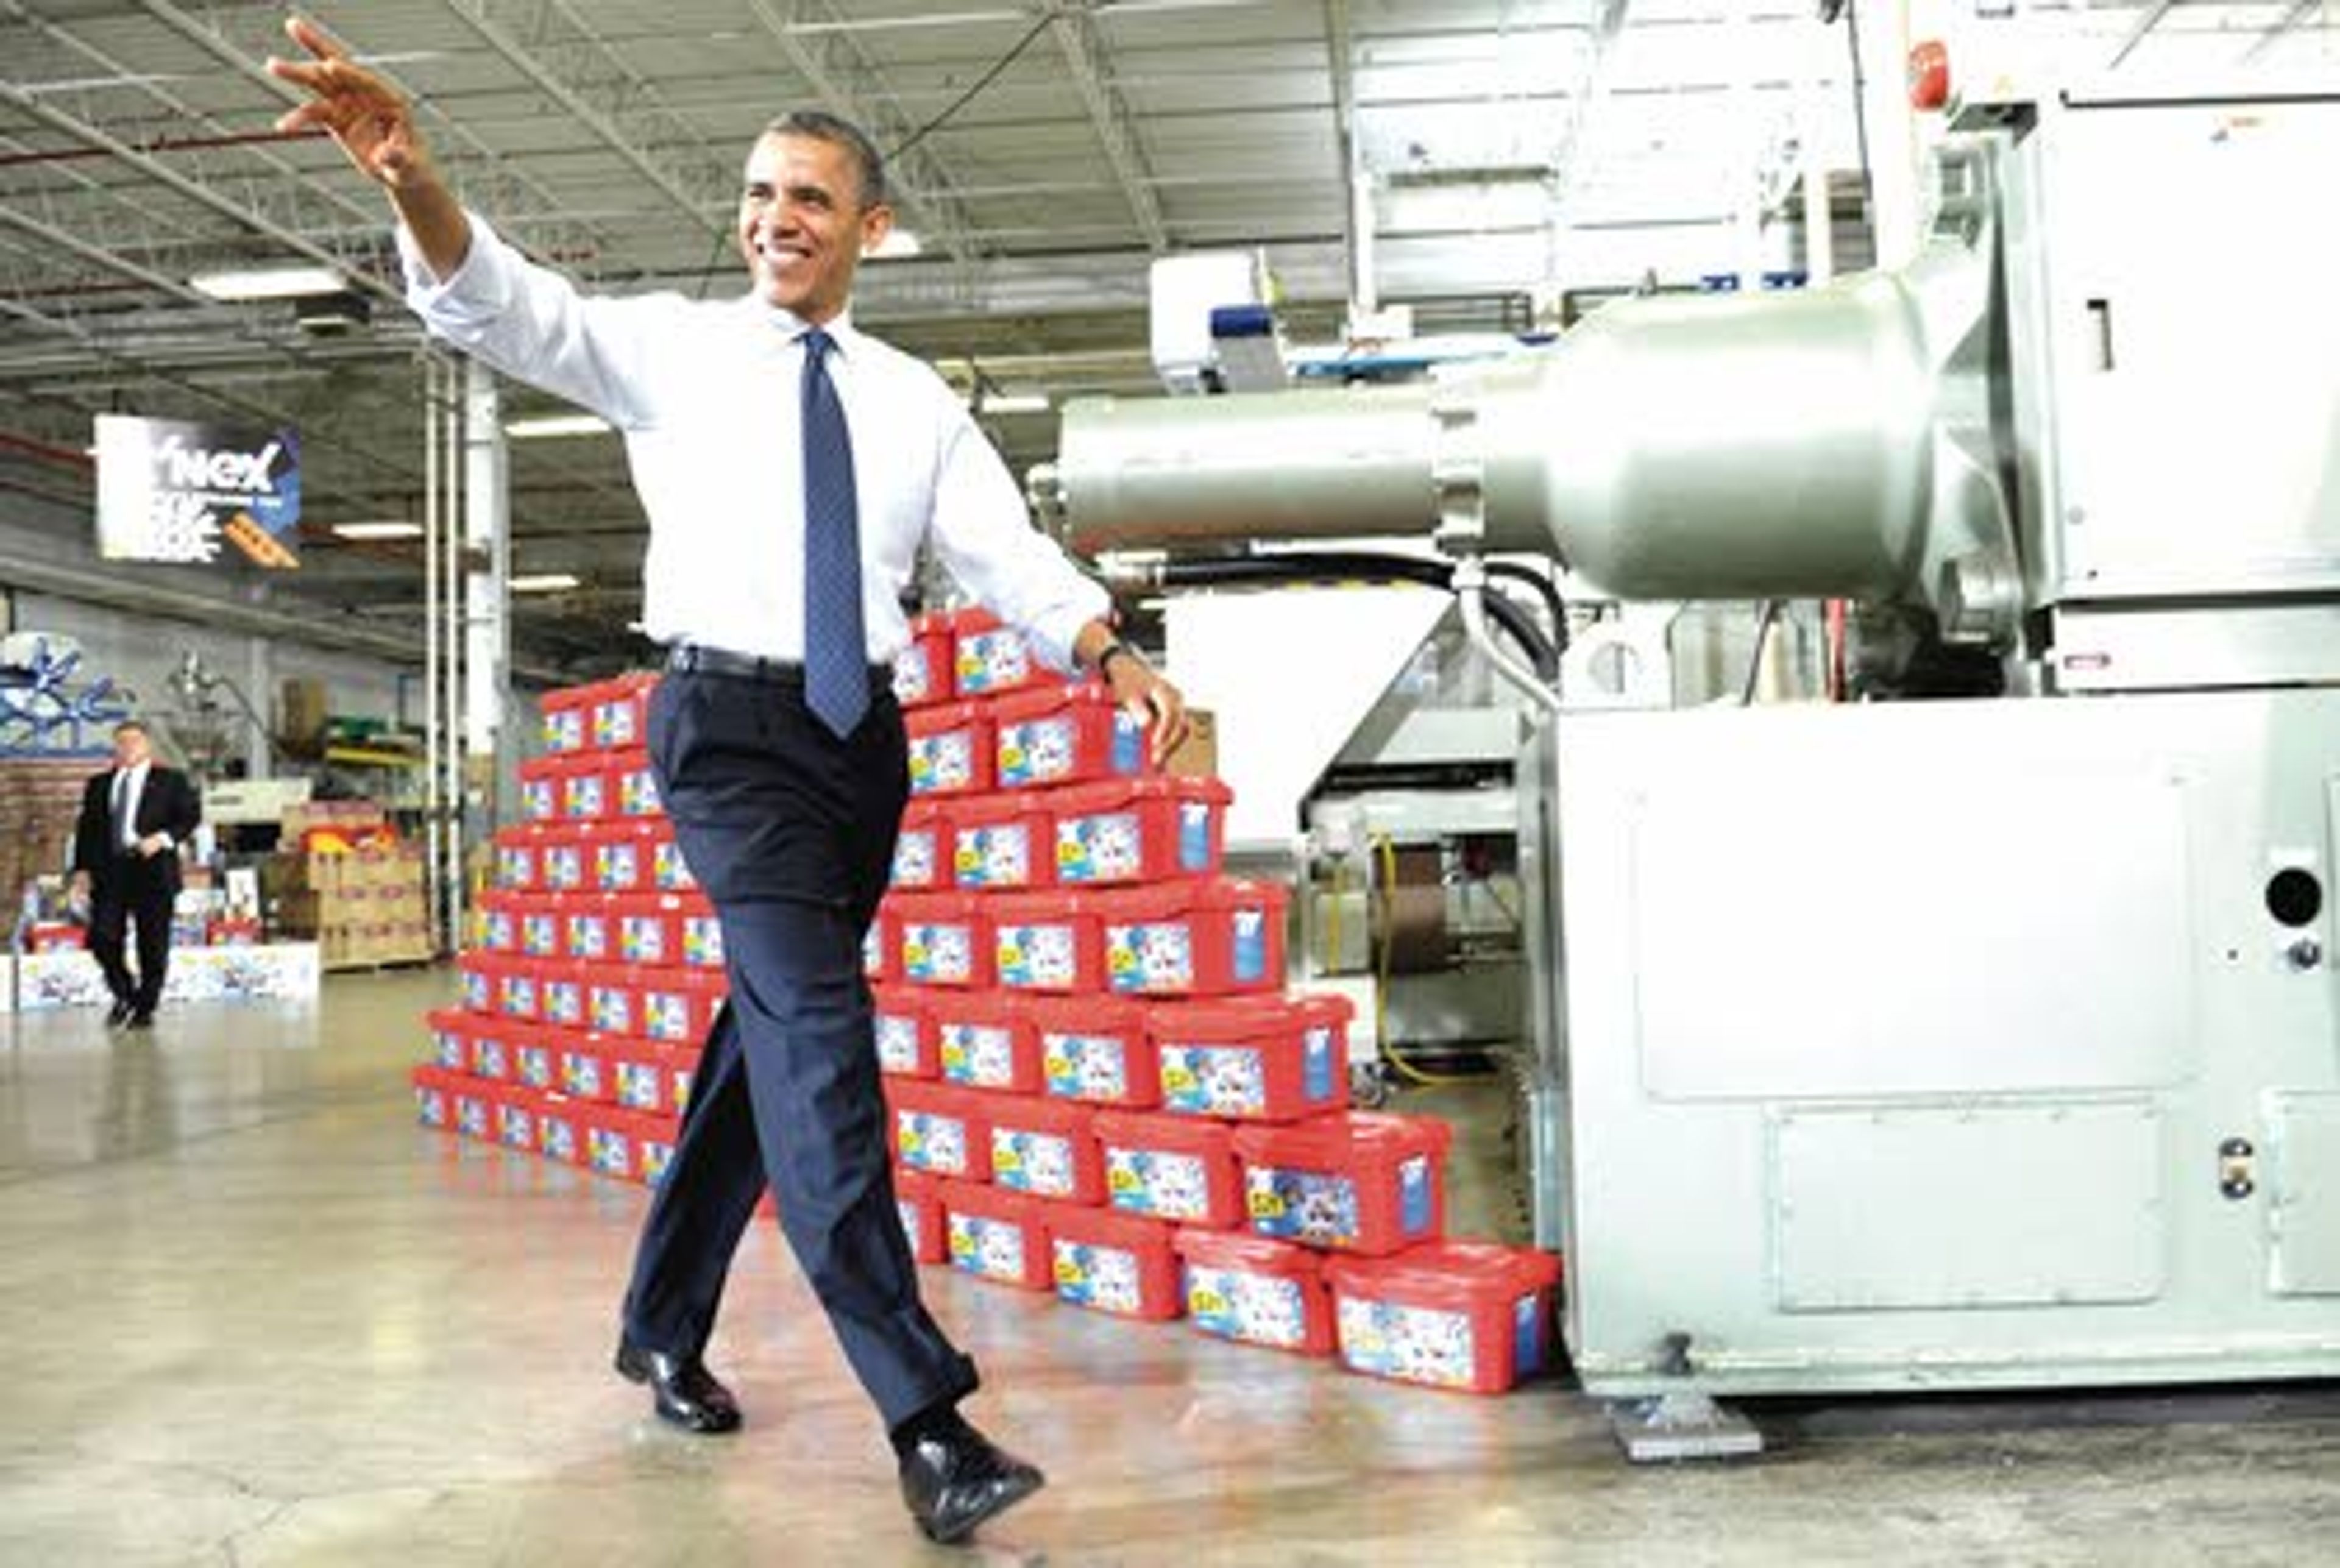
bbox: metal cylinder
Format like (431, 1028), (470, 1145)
(1052, 270), (1943, 605)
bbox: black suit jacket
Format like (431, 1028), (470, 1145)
(73, 764), (203, 894)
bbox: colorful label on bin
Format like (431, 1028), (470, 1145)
(954, 629), (1030, 694)
(947, 1213), (1028, 1283)
(653, 839), (695, 890)
(896, 1110), (971, 1176)
(1105, 921), (1193, 994)
(902, 922), (975, 985)
(862, 923), (885, 977)
(682, 915), (725, 968)
(620, 915), (669, 965)
(521, 913), (558, 958)
(516, 1044), (555, 1090)
(1044, 1031), (1130, 1101)
(434, 1026), (466, 1071)
(1247, 1167), (1360, 1247)
(616, 1060), (663, 1112)
(541, 1114), (577, 1163)
(642, 990), (695, 1043)
(1054, 1240), (1144, 1314)
(668, 1067), (693, 1114)
(544, 978), (585, 1027)
(995, 717), (1062, 788)
(562, 1054), (604, 1099)
(1160, 1045), (1268, 1117)
(996, 923), (1078, 990)
(1336, 1298), (1477, 1389)
(993, 1129), (1079, 1197)
(455, 1094), (490, 1139)
(544, 711), (585, 753)
(415, 1085), (448, 1127)
(954, 825), (1032, 889)
(496, 1103), (535, 1152)
(892, 646), (936, 704)
(892, 828), (939, 889)
(1232, 908), (1269, 983)
(875, 1012), (924, 1074)
(1399, 1154), (1433, 1235)
(1178, 802), (1214, 871)
(1303, 1026), (1337, 1102)
(588, 1126), (633, 1179)
(597, 843), (640, 890)
(940, 1023), (1017, 1088)
(544, 845), (585, 890)
(1106, 1148), (1212, 1220)
(484, 909), (517, 951)
(619, 767), (660, 817)
(594, 698), (640, 750)
(908, 731), (977, 795)
(1057, 810), (1144, 882)
(522, 778), (556, 821)
(462, 970), (492, 1011)
(500, 976), (538, 1019)
(1514, 1293), (1545, 1378)
(497, 846), (534, 889)
(567, 915), (610, 963)
(1186, 1265), (1308, 1348)
(471, 1037), (509, 1080)
(566, 775), (606, 820)
(896, 1197), (924, 1251)
(590, 985), (636, 1035)
(640, 1135), (675, 1188)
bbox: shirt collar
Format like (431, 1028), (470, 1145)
(746, 297), (859, 355)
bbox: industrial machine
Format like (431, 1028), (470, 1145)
(1032, 85), (2340, 1454)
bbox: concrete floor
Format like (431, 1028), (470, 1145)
(3, 969), (2338, 1568)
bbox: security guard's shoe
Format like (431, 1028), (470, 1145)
(898, 1418), (1044, 1544)
(614, 1339), (742, 1435)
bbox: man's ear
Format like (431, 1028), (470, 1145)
(859, 202), (896, 259)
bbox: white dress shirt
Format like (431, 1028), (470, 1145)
(113, 761), (151, 850)
(400, 215), (1109, 671)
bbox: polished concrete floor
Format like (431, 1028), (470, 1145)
(4, 969), (2338, 1567)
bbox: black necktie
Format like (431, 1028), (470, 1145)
(113, 768), (134, 850)
(801, 328), (868, 738)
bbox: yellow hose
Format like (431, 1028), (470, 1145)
(1372, 832), (1472, 1090)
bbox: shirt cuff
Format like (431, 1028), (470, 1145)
(399, 210), (506, 318)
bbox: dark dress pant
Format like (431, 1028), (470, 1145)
(619, 665), (976, 1428)
(89, 855), (174, 1013)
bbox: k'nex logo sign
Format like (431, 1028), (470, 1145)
(94, 414), (303, 569)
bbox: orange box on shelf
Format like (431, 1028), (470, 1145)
(991, 679), (1147, 791)
(988, 889), (1106, 995)
(987, 1094), (1105, 1207)
(872, 983), (937, 1079)
(1091, 1109), (1244, 1229)
(1150, 993), (1352, 1123)
(937, 1178), (1053, 1290)
(1049, 1206), (1182, 1322)
(1096, 878), (1288, 999)
(1231, 1113), (1452, 1258)
(1028, 993), (1157, 1109)
(1050, 776), (1230, 887)
(1325, 1242), (1564, 1395)
(477, 891), (522, 954)
(1173, 1229), (1336, 1357)
(929, 989), (1040, 1094)
(456, 953), (496, 1015)
(905, 701), (994, 798)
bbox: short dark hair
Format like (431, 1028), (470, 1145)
(761, 110), (887, 210)
(113, 719), (147, 737)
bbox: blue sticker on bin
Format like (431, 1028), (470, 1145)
(1399, 1154), (1433, 1235)
(1232, 908), (1267, 982)
(1178, 802), (1211, 871)
(1303, 1025), (1335, 1103)
(1514, 1293), (1543, 1378)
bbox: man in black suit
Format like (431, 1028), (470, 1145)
(71, 719), (202, 1029)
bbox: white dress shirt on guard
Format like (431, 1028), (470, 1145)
(399, 213), (1108, 670)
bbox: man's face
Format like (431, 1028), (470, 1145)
(113, 726), (151, 769)
(736, 132), (892, 324)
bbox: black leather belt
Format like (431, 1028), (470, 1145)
(665, 644), (885, 685)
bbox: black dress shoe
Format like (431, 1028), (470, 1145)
(107, 999), (134, 1027)
(124, 1010), (155, 1031)
(898, 1421), (1045, 1545)
(613, 1339), (740, 1434)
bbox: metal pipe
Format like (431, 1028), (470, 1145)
(1455, 559), (1562, 717)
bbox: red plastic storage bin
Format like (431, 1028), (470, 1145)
(539, 964), (590, 1031)
(906, 701), (994, 798)
(1052, 776), (1230, 886)
(612, 892), (686, 968)
(592, 820), (665, 892)
(492, 1087), (542, 1154)
(561, 892), (619, 965)
(425, 1008), (472, 1074)
(1098, 878), (1287, 999)
(587, 968), (642, 1038)
(450, 1079), (495, 1141)
(865, 904), (901, 985)
(1151, 993), (1352, 1122)
(890, 799), (948, 891)
(1325, 1243), (1564, 1394)
(518, 754), (562, 821)
(507, 1021), (559, 1092)
(938, 1179), (1053, 1290)
(949, 608), (1050, 700)
(887, 1079), (994, 1181)
(609, 1037), (682, 1115)
(894, 1166), (947, 1263)
(892, 613), (956, 710)
(456, 953), (496, 1016)
(555, 752), (617, 823)
(540, 683), (595, 755)
(412, 1064), (461, 1129)
(557, 1031), (617, 1104)
(872, 984), (937, 1079)
(477, 892), (522, 954)
(494, 956), (546, 1021)
(929, 990), (1040, 1094)
(1028, 993), (1158, 1108)
(640, 967), (725, 1046)
(1092, 1109), (1244, 1228)
(584, 1104), (643, 1182)
(1049, 1207), (1182, 1321)
(590, 673), (659, 752)
(662, 1051), (697, 1118)
(991, 680), (1147, 790)
(1232, 1113), (1451, 1256)
(989, 889), (1106, 995)
(892, 892), (993, 989)
(949, 793), (1054, 892)
(611, 748), (661, 819)
(538, 825), (594, 892)
(536, 1093), (584, 1165)
(988, 1094), (1104, 1205)
(653, 833), (698, 891)
(1172, 1229), (1335, 1357)
(492, 824), (552, 890)
(631, 1109), (682, 1188)
(678, 896), (725, 970)
(466, 1016), (513, 1082)
(514, 895), (561, 961)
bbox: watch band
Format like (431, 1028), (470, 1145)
(1096, 639), (1139, 679)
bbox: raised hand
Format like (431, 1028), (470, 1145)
(266, 15), (428, 191)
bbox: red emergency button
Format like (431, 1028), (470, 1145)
(1909, 40), (1950, 111)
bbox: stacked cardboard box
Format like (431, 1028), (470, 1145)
(267, 806), (432, 968)
(0, 756), (93, 917)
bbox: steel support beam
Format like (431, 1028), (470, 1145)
(1049, 2), (1169, 254)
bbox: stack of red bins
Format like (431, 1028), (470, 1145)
(413, 671), (709, 1194)
(873, 610), (1558, 1392)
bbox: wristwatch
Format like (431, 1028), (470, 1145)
(1096, 639), (1141, 679)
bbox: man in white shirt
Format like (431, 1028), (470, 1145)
(70, 720), (202, 1029)
(272, 14), (1186, 1547)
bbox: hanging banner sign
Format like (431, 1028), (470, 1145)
(93, 414), (303, 569)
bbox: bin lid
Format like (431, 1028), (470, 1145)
(1093, 1107), (1236, 1154)
(1323, 1240), (1563, 1299)
(1050, 775), (1232, 815)
(1092, 876), (1290, 921)
(1170, 1227), (1324, 1275)
(1231, 1111), (1453, 1166)
(988, 678), (1111, 721)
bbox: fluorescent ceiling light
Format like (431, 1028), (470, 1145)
(332, 521), (424, 541)
(504, 414), (612, 439)
(868, 229), (923, 260)
(190, 265), (347, 301)
(510, 573), (583, 594)
(980, 392), (1051, 415)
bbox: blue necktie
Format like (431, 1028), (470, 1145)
(800, 328), (868, 738)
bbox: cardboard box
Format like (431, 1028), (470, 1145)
(1165, 708), (1217, 779)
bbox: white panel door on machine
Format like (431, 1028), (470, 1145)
(1165, 586), (1454, 852)
(1625, 761), (2197, 1101)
